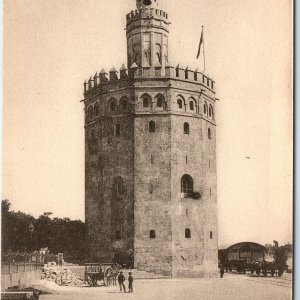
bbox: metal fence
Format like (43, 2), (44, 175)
(1, 251), (57, 275)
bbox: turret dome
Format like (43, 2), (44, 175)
(136, 0), (159, 9)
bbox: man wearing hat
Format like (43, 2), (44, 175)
(117, 271), (126, 293)
(128, 272), (133, 293)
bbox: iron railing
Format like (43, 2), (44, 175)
(1, 251), (57, 275)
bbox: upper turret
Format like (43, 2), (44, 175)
(126, 0), (169, 76)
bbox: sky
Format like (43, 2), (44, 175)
(3, 0), (293, 247)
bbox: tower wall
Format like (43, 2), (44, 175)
(85, 89), (135, 261)
(134, 114), (173, 275)
(170, 114), (218, 277)
(84, 0), (218, 277)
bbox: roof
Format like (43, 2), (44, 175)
(227, 242), (266, 252)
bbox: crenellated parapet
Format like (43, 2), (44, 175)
(126, 8), (168, 25)
(84, 64), (215, 95)
(83, 64), (129, 94)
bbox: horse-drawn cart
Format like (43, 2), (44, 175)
(84, 263), (115, 287)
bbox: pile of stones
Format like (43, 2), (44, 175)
(42, 262), (83, 286)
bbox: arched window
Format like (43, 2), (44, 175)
(90, 129), (94, 138)
(156, 94), (164, 108)
(155, 44), (161, 65)
(120, 97), (129, 110)
(144, 50), (150, 65)
(144, 0), (152, 6)
(208, 128), (212, 139)
(203, 102), (208, 115)
(185, 228), (191, 239)
(184, 122), (190, 134)
(157, 98), (163, 107)
(133, 53), (141, 67)
(209, 105), (214, 118)
(115, 231), (121, 240)
(94, 103), (99, 116)
(189, 101), (194, 111)
(177, 99), (183, 109)
(113, 176), (125, 195)
(143, 98), (149, 107)
(110, 101), (116, 112)
(149, 183), (153, 194)
(141, 94), (151, 108)
(181, 174), (193, 194)
(88, 106), (93, 120)
(149, 121), (156, 133)
(177, 96), (185, 110)
(115, 124), (121, 136)
(150, 230), (156, 239)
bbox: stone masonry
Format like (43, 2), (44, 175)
(84, 0), (218, 278)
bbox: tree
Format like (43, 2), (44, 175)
(1, 199), (86, 263)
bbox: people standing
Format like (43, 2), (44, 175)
(128, 272), (133, 293)
(112, 263), (119, 285)
(220, 264), (225, 278)
(118, 271), (126, 293)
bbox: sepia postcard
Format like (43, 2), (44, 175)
(2, 0), (293, 299)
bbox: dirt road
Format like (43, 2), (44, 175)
(39, 273), (292, 300)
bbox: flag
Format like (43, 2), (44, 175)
(196, 27), (204, 59)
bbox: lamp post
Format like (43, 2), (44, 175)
(28, 223), (34, 252)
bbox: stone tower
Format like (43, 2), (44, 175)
(127, 0), (168, 76)
(84, 0), (218, 277)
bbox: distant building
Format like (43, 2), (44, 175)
(84, 0), (218, 278)
(219, 242), (266, 264)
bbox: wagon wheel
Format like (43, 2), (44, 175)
(103, 267), (113, 287)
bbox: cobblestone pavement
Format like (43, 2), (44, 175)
(40, 273), (292, 300)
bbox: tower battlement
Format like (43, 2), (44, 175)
(84, 65), (215, 94)
(126, 8), (168, 24)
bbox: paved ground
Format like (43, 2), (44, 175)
(39, 273), (292, 300)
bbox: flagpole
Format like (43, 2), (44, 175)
(202, 26), (206, 73)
